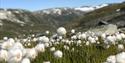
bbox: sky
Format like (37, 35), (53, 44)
(0, 0), (124, 11)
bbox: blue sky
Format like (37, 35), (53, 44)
(0, 0), (124, 11)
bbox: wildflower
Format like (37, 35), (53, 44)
(32, 38), (38, 42)
(35, 44), (45, 52)
(25, 48), (38, 59)
(71, 35), (77, 40)
(116, 52), (125, 63)
(0, 49), (8, 61)
(71, 29), (75, 34)
(101, 33), (106, 39)
(8, 38), (15, 43)
(44, 43), (50, 47)
(45, 31), (50, 35)
(105, 35), (116, 45)
(54, 50), (63, 58)
(3, 37), (8, 41)
(64, 45), (69, 50)
(118, 44), (124, 50)
(8, 48), (23, 63)
(116, 9), (120, 12)
(58, 36), (63, 40)
(86, 41), (90, 46)
(38, 36), (49, 43)
(50, 47), (55, 52)
(71, 48), (75, 52)
(77, 40), (82, 45)
(1, 39), (15, 50)
(116, 34), (122, 40)
(21, 58), (30, 63)
(43, 61), (50, 63)
(12, 42), (24, 50)
(106, 55), (116, 63)
(120, 33), (125, 39)
(88, 36), (96, 43)
(57, 27), (67, 36)
(80, 33), (87, 40)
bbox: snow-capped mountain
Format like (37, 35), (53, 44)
(0, 3), (109, 24)
(74, 4), (108, 12)
(0, 9), (28, 25)
(35, 7), (86, 15)
(74, 6), (95, 12)
(66, 3), (125, 31)
(36, 4), (109, 15)
(0, 7), (87, 38)
(0, 3), (124, 38)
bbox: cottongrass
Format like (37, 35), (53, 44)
(21, 58), (30, 63)
(0, 27), (125, 63)
(57, 27), (67, 36)
(105, 52), (125, 63)
(0, 50), (8, 61)
(54, 50), (63, 58)
(35, 44), (45, 53)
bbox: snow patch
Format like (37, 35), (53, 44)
(0, 11), (8, 19)
(53, 9), (62, 15)
(75, 7), (95, 12)
(43, 10), (51, 14)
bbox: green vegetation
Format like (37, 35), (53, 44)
(67, 3), (125, 30)
(31, 42), (121, 63)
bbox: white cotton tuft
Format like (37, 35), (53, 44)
(45, 31), (50, 35)
(0, 49), (8, 61)
(35, 44), (45, 52)
(54, 50), (63, 58)
(120, 33), (125, 39)
(3, 37), (8, 41)
(43, 61), (51, 63)
(21, 58), (30, 63)
(116, 52), (125, 63)
(71, 35), (77, 40)
(71, 29), (75, 34)
(80, 33), (87, 40)
(8, 38), (15, 43)
(116, 9), (120, 12)
(38, 36), (49, 43)
(12, 42), (24, 50)
(116, 34), (122, 40)
(44, 43), (50, 47)
(85, 41), (90, 46)
(64, 45), (69, 50)
(58, 36), (63, 40)
(77, 40), (82, 45)
(88, 36), (96, 43)
(50, 47), (56, 52)
(105, 35), (116, 45)
(8, 48), (23, 63)
(1, 40), (15, 50)
(101, 33), (106, 39)
(106, 55), (116, 63)
(25, 48), (37, 59)
(57, 27), (67, 36)
(118, 44), (124, 50)
(32, 38), (38, 42)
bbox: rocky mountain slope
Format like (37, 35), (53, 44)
(0, 2), (124, 38)
(0, 4), (108, 38)
(0, 8), (86, 37)
(66, 2), (125, 31)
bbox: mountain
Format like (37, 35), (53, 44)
(74, 4), (108, 12)
(0, 2), (124, 38)
(66, 2), (125, 31)
(0, 7), (92, 38)
(33, 7), (86, 27)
